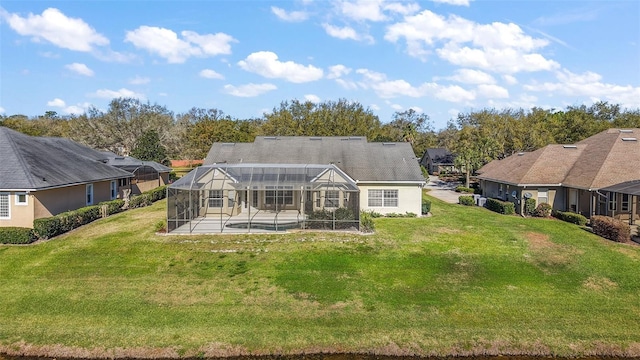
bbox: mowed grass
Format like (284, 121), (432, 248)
(1, 196), (640, 358)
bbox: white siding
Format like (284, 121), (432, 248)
(358, 184), (422, 215)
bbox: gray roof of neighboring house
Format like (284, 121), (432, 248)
(420, 148), (455, 166)
(477, 128), (640, 190)
(204, 136), (424, 182)
(0, 127), (133, 191)
(100, 152), (172, 173)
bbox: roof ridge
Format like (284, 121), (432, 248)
(2, 128), (37, 188)
(589, 133), (626, 189)
(518, 146), (548, 183)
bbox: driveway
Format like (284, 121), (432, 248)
(424, 175), (462, 204)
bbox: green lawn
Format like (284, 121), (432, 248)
(1, 196), (640, 358)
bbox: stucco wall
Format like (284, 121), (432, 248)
(34, 180), (117, 220)
(0, 192), (35, 228)
(358, 184), (422, 215)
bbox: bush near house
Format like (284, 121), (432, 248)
(98, 199), (126, 216)
(455, 186), (475, 193)
(591, 215), (631, 243)
(533, 203), (552, 217)
(129, 186), (167, 209)
(552, 210), (588, 226)
(524, 198), (537, 216)
(0, 227), (36, 244)
(459, 195), (475, 206)
(485, 198), (515, 215)
(422, 198), (432, 214)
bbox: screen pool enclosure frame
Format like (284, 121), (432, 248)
(167, 164), (361, 233)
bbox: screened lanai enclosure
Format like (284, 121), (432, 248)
(167, 164), (361, 234)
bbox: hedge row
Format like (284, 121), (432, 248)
(0, 227), (36, 244)
(552, 210), (588, 226)
(486, 198), (515, 215)
(31, 186), (167, 241)
(455, 186), (475, 193)
(591, 215), (631, 243)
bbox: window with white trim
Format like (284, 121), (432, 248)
(0, 193), (9, 219)
(622, 193), (630, 212)
(265, 186), (294, 206)
(208, 190), (224, 208)
(110, 180), (117, 200)
(15, 193), (28, 206)
(324, 190), (340, 207)
(538, 188), (548, 204)
(608, 192), (617, 211)
(368, 189), (399, 207)
(86, 184), (94, 205)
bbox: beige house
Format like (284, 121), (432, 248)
(0, 127), (133, 228)
(167, 136), (425, 233)
(477, 128), (640, 223)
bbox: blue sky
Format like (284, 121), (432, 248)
(1, 0), (639, 130)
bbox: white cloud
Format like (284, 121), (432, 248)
(448, 69), (495, 84)
(327, 64), (352, 79)
(336, 78), (359, 90)
(223, 83), (277, 97)
(47, 98), (66, 107)
(524, 69), (640, 108)
(199, 69), (224, 80)
(304, 94), (321, 103)
(90, 88), (145, 100)
(431, 0), (472, 6)
(0, 107), (4, 114)
(322, 23), (374, 43)
(385, 10), (558, 73)
(503, 74), (518, 85)
(391, 103), (404, 110)
(434, 85), (476, 102)
(338, 0), (388, 22)
(409, 106), (424, 113)
(369, 103), (381, 111)
(65, 62), (94, 76)
(125, 26), (236, 63)
(129, 76), (150, 85)
(383, 2), (421, 15)
(2, 8), (109, 52)
(476, 84), (509, 99)
(271, 6), (309, 22)
(238, 51), (323, 83)
(46, 98), (91, 115)
(93, 49), (137, 63)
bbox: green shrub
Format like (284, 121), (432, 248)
(591, 215), (631, 243)
(130, 186), (167, 209)
(32, 205), (101, 240)
(533, 203), (552, 217)
(525, 198), (537, 216)
(0, 227), (36, 244)
(307, 208), (357, 229)
(455, 186), (475, 193)
(459, 195), (475, 206)
(359, 211), (375, 233)
(421, 198), (431, 214)
(405, 212), (417, 218)
(486, 198), (515, 215)
(98, 199), (125, 216)
(552, 210), (588, 226)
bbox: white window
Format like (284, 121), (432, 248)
(324, 190), (340, 207)
(15, 192), (28, 206)
(265, 186), (294, 206)
(208, 190), (224, 208)
(608, 192), (617, 211)
(0, 193), (10, 219)
(538, 188), (548, 204)
(368, 189), (399, 207)
(622, 193), (630, 212)
(86, 184), (94, 205)
(110, 181), (117, 200)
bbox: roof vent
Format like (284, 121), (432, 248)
(518, 152), (525, 156)
(221, 143), (235, 146)
(619, 129), (633, 133)
(622, 137), (637, 141)
(310, 137), (322, 141)
(263, 136), (277, 140)
(382, 142), (396, 146)
(563, 145), (577, 149)
(348, 136), (362, 140)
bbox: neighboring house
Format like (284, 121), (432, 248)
(0, 127), (133, 228)
(477, 128), (640, 223)
(167, 136), (425, 233)
(420, 148), (457, 174)
(101, 152), (171, 194)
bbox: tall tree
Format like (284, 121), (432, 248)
(131, 130), (168, 164)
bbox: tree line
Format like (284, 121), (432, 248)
(2, 98), (639, 172)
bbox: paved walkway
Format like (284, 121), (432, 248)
(424, 175), (462, 204)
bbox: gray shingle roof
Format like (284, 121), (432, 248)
(101, 155), (172, 173)
(204, 136), (424, 182)
(420, 148), (455, 166)
(477, 128), (640, 190)
(0, 127), (132, 191)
